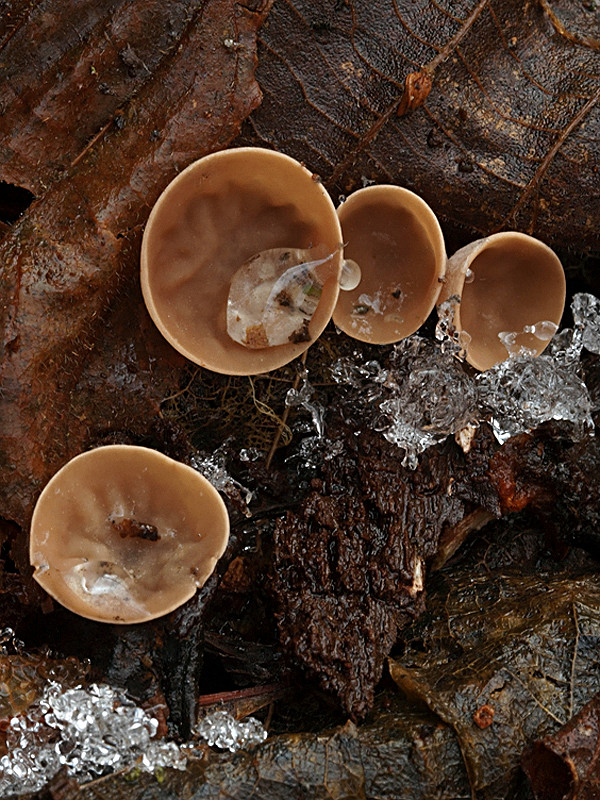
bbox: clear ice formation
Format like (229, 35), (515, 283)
(191, 446), (253, 514)
(572, 292), (600, 355)
(285, 370), (325, 438)
(0, 682), (186, 796)
(0, 681), (270, 795)
(379, 337), (479, 468)
(227, 247), (338, 349)
(332, 293), (598, 468)
(195, 710), (267, 753)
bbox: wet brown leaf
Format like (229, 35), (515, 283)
(522, 691), (600, 800)
(0, 0), (273, 528)
(75, 698), (470, 800)
(390, 570), (600, 799)
(238, 0), (600, 250)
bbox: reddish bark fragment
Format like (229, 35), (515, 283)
(522, 692), (600, 800)
(396, 69), (433, 117)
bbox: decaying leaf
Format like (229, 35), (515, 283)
(239, 0), (600, 250)
(0, 651), (88, 728)
(271, 404), (495, 719)
(73, 697), (471, 800)
(0, 0), (273, 529)
(390, 569), (600, 799)
(522, 691), (600, 800)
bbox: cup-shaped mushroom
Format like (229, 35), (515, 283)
(332, 185), (446, 344)
(29, 445), (230, 624)
(141, 147), (343, 375)
(438, 232), (566, 371)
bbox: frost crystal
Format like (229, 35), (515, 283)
(572, 293), (600, 355)
(195, 710), (267, 753)
(477, 351), (593, 444)
(0, 683), (186, 797)
(192, 445), (253, 511)
(435, 295), (471, 358)
(285, 371), (325, 438)
(379, 337), (479, 468)
(331, 293), (599, 467)
(0, 628), (24, 654)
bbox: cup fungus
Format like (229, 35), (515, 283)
(29, 445), (230, 624)
(438, 232), (566, 371)
(141, 147), (344, 375)
(332, 185), (447, 344)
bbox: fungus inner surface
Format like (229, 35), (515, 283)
(459, 238), (565, 370)
(334, 199), (441, 344)
(29, 446), (229, 624)
(142, 149), (342, 375)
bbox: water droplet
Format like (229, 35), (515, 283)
(339, 258), (361, 291)
(226, 246), (339, 349)
(464, 268), (475, 284)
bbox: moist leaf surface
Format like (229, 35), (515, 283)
(0, 0), (272, 528)
(239, 0), (600, 250)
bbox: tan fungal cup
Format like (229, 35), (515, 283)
(141, 147), (343, 375)
(29, 446), (230, 624)
(439, 232), (566, 371)
(333, 185), (446, 344)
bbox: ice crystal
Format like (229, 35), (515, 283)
(435, 295), (471, 359)
(0, 683), (186, 797)
(191, 445), (253, 512)
(227, 246), (338, 349)
(380, 337), (479, 468)
(477, 351), (593, 444)
(331, 292), (599, 467)
(195, 710), (267, 753)
(285, 371), (325, 438)
(572, 293), (600, 355)
(0, 628), (24, 655)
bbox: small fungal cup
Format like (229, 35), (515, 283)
(438, 231), (566, 371)
(333, 185), (447, 344)
(29, 445), (230, 624)
(141, 147), (343, 375)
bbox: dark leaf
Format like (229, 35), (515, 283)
(390, 569), (600, 799)
(74, 698), (471, 800)
(238, 0), (600, 250)
(522, 691), (600, 800)
(0, 0), (273, 529)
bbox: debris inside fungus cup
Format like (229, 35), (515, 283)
(29, 445), (230, 624)
(226, 245), (340, 349)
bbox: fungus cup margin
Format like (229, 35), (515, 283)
(140, 147), (343, 376)
(439, 231), (566, 371)
(29, 445), (230, 625)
